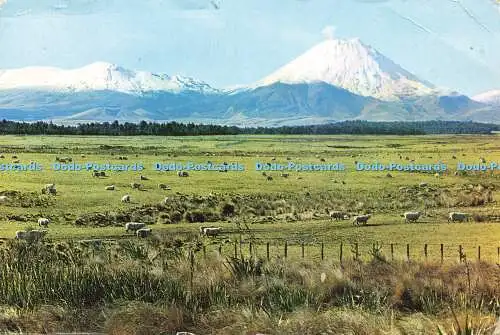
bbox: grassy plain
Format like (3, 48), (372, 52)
(0, 134), (499, 243)
(0, 134), (499, 333)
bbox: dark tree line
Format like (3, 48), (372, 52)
(0, 119), (498, 136)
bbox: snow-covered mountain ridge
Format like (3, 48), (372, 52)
(0, 61), (218, 95)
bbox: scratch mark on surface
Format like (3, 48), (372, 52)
(449, 0), (491, 32)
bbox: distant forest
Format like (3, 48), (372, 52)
(0, 119), (499, 136)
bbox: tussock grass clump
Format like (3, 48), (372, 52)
(104, 302), (185, 335)
(0, 235), (497, 333)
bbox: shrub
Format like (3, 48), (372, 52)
(221, 203), (236, 217)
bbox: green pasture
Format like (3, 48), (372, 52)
(0, 134), (499, 260)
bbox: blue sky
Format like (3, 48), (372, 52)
(0, 0), (499, 95)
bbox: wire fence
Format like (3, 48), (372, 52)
(200, 240), (500, 264)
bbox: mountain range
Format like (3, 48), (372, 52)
(0, 38), (498, 126)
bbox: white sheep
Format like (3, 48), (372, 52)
(330, 211), (348, 221)
(105, 185), (115, 191)
(0, 195), (8, 204)
(29, 229), (48, 240)
(199, 226), (213, 235)
(202, 227), (222, 236)
(121, 194), (131, 203)
(125, 222), (146, 232)
(352, 214), (371, 226)
(42, 184), (57, 195)
(38, 218), (50, 228)
(16, 230), (47, 241)
(130, 182), (142, 189)
(403, 211), (422, 223)
(158, 183), (170, 190)
(162, 196), (169, 205)
(448, 212), (469, 223)
(136, 228), (152, 238)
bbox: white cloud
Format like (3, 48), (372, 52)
(321, 25), (336, 40)
(0, 0), (7, 8)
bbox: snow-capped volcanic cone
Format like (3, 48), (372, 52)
(255, 38), (436, 101)
(472, 90), (500, 105)
(0, 62), (218, 95)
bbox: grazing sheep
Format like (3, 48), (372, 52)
(162, 196), (169, 205)
(267, 176), (273, 181)
(12, 155), (18, 159)
(320, 158), (326, 162)
(281, 173), (289, 178)
(99, 171), (106, 177)
(140, 175), (149, 180)
(92, 170), (100, 177)
(352, 214), (371, 226)
(42, 184), (57, 195)
(81, 154), (86, 158)
(0, 154), (4, 158)
(419, 182), (428, 187)
(125, 222), (146, 232)
(130, 182), (142, 189)
(105, 185), (115, 191)
(158, 183), (169, 190)
(178, 171), (189, 177)
(202, 227), (222, 236)
(0, 195), (8, 204)
(16, 229), (48, 241)
(262, 172), (267, 176)
(13, 160), (20, 163)
(448, 212), (469, 223)
(121, 194), (131, 203)
(38, 218), (50, 228)
(330, 211), (348, 221)
(403, 211), (422, 223)
(136, 228), (152, 238)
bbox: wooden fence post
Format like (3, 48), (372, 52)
(440, 244), (444, 264)
(301, 242), (305, 258)
(477, 246), (480, 262)
(321, 242), (324, 260)
(406, 244), (410, 262)
(497, 247), (499, 263)
(234, 241), (237, 258)
(284, 241), (288, 259)
(340, 242), (343, 264)
(239, 239), (243, 258)
(424, 244), (428, 261)
(459, 245), (463, 263)
(203, 245), (206, 258)
(249, 242), (253, 256)
(391, 243), (394, 261)
(218, 244), (222, 256)
(266, 242), (270, 261)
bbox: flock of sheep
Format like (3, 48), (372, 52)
(332, 211), (471, 226)
(124, 222), (152, 238)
